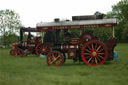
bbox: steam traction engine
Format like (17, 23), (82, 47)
(10, 28), (42, 57)
(36, 14), (117, 66)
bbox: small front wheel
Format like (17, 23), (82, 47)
(47, 51), (64, 66)
(10, 49), (17, 56)
(17, 48), (24, 57)
(36, 44), (52, 56)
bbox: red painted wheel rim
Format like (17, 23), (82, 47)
(47, 51), (63, 66)
(81, 41), (107, 66)
(36, 44), (51, 56)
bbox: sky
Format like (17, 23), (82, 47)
(0, 0), (121, 27)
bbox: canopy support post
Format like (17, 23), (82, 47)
(80, 29), (82, 35)
(42, 31), (44, 43)
(112, 26), (115, 38)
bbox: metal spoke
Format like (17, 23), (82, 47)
(98, 55), (104, 59)
(56, 55), (60, 60)
(87, 45), (92, 51)
(98, 49), (104, 52)
(91, 44), (94, 50)
(87, 57), (92, 63)
(95, 58), (98, 64)
(55, 56), (61, 65)
(98, 53), (104, 55)
(51, 57), (57, 64)
(85, 56), (91, 59)
(55, 60), (59, 64)
(85, 49), (91, 52)
(50, 55), (59, 64)
(56, 58), (61, 65)
(51, 55), (60, 63)
(84, 53), (90, 55)
(96, 57), (101, 62)
(91, 58), (94, 64)
(96, 45), (101, 51)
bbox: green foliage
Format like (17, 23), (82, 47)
(83, 28), (112, 43)
(122, 22), (128, 41)
(0, 43), (128, 85)
(0, 33), (18, 46)
(0, 9), (21, 34)
(104, 12), (115, 18)
(0, 9), (22, 46)
(109, 0), (128, 42)
(64, 0), (128, 43)
(70, 29), (80, 38)
(112, 0), (128, 22)
(59, 28), (112, 43)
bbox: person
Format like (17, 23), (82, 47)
(27, 32), (32, 40)
(64, 29), (72, 43)
(64, 29), (72, 38)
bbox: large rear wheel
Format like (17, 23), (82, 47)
(81, 41), (107, 66)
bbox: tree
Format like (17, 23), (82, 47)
(0, 9), (22, 46)
(0, 33), (19, 47)
(122, 22), (128, 41)
(112, 0), (128, 22)
(82, 27), (112, 43)
(112, 0), (128, 42)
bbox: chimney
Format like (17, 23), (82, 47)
(54, 18), (60, 22)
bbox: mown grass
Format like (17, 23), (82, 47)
(0, 43), (128, 85)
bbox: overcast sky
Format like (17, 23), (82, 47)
(0, 0), (120, 27)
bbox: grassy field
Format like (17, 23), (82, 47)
(0, 43), (128, 85)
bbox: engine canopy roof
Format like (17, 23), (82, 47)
(36, 18), (117, 31)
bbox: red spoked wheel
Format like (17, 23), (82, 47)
(36, 44), (52, 56)
(47, 51), (64, 66)
(17, 48), (24, 57)
(81, 41), (107, 66)
(10, 49), (17, 56)
(10, 48), (24, 57)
